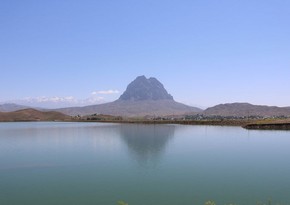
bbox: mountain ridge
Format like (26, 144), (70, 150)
(2, 76), (290, 118)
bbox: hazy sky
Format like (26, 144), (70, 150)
(1, 0), (290, 108)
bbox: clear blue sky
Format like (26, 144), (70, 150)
(1, 0), (290, 108)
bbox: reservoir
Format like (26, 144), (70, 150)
(0, 122), (289, 205)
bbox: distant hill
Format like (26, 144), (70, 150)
(203, 103), (290, 117)
(57, 75), (202, 117)
(0, 109), (71, 122)
(0, 103), (29, 112)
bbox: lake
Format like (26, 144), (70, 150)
(0, 122), (290, 205)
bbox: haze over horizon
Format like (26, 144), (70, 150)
(1, 1), (290, 108)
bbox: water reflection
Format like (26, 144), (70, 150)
(119, 124), (175, 166)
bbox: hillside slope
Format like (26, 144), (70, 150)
(0, 109), (71, 122)
(0, 103), (29, 112)
(57, 99), (202, 117)
(203, 103), (290, 117)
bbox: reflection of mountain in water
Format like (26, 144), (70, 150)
(119, 124), (175, 166)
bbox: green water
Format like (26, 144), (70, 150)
(0, 122), (290, 205)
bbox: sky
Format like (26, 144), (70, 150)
(1, 0), (290, 108)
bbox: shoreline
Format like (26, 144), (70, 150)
(2, 119), (290, 130)
(243, 123), (290, 130)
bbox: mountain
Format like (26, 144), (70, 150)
(57, 76), (202, 117)
(203, 103), (290, 117)
(0, 103), (29, 112)
(0, 108), (71, 122)
(119, 75), (173, 101)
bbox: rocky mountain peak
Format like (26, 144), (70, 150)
(119, 75), (174, 101)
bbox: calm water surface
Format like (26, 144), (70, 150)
(0, 122), (290, 205)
